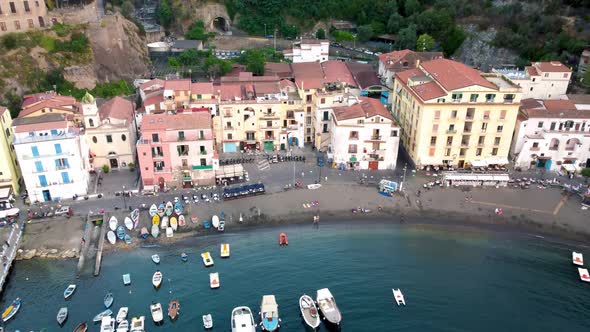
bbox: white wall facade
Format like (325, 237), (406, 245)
(292, 41), (329, 63)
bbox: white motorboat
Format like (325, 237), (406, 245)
(116, 307), (128, 323)
(64, 284), (77, 299)
(124, 217), (133, 231)
(151, 254), (160, 264)
(231, 306), (256, 332)
(166, 227), (173, 238)
(392, 288), (406, 305)
(299, 294), (320, 329)
(150, 302), (163, 324)
(130, 316), (145, 332)
(152, 270), (163, 288)
(149, 204), (158, 217)
(203, 313), (213, 329)
(116, 319), (129, 332)
(573, 251), (584, 266)
(123, 274), (131, 286)
(316, 288), (342, 326)
(100, 316), (116, 332)
(212, 215), (220, 229)
(109, 216), (118, 231)
(161, 216), (168, 230)
(107, 231), (116, 244)
(307, 184), (322, 190)
(201, 252), (214, 267)
(209, 272), (220, 289)
(56, 307), (68, 326)
(221, 243), (230, 258)
(578, 267), (590, 282)
(93, 309), (113, 322)
(260, 295), (280, 331)
(151, 224), (159, 238)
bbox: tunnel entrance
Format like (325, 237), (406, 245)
(212, 17), (229, 32)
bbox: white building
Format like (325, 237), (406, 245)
(511, 98), (590, 172)
(328, 97), (399, 170)
(284, 39), (329, 63)
(12, 113), (90, 202)
(493, 61), (572, 100)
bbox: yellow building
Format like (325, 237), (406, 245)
(392, 59), (521, 169)
(0, 107), (22, 194)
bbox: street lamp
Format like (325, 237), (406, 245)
(122, 185), (127, 210)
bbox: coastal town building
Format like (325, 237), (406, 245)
(0, 107), (21, 194)
(136, 112), (218, 191)
(20, 91), (82, 126)
(577, 49), (590, 77)
(493, 61), (571, 100)
(378, 50), (443, 90)
(283, 39), (329, 63)
(393, 58), (522, 169)
(12, 113), (90, 202)
(0, 0), (49, 35)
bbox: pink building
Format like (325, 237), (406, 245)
(137, 112), (218, 191)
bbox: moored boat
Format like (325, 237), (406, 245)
(124, 234), (132, 244)
(212, 215), (219, 229)
(152, 270), (163, 288)
(316, 288), (341, 326)
(209, 272), (220, 289)
(181, 252), (188, 262)
(1, 297), (21, 322)
(166, 227), (173, 238)
(231, 306), (256, 332)
(174, 201), (183, 215)
(131, 208), (140, 222)
(152, 214), (160, 226)
(218, 219), (225, 232)
(130, 316), (145, 332)
(220, 243), (230, 258)
(157, 203), (165, 217)
(151, 224), (159, 238)
(168, 299), (180, 320)
(202, 313), (213, 329)
(151, 254), (160, 264)
(165, 201), (173, 216)
(73, 322), (88, 332)
(109, 216), (118, 231)
(104, 292), (114, 308)
(260, 295), (280, 331)
(150, 302), (164, 324)
(116, 319), (129, 332)
(116, 225), (126, 240)
(160, 216), (168, 230)
(100, 316), (115, 332)
(123, 274), (131, 285)
(392, 288), (406, 306)
(178, 214), (186, 227)
(116, 307), (128, 323)
(149, 204), (158, 217)
(93, 309), (113, 322)
(201, 252), (214, 267)
(299, 294), (320, 329)
(64, 284), (77, 299)
(107, 231), (117, 244)
(140, 227), (149, 239)
(573, 251), (584, 266)
(56, 306), (68, 326)
(279, 233), (288, 246)
(170, 216), (178, 231)
(124, 217), (133, 231)
(578, 267), (590, 282)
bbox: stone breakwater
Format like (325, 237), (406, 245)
(15, 248), (80, 260)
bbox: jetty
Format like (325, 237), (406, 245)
(76, 213), (104, 277)
(0, 220), (25, 293)
(94, 213), (107, 276)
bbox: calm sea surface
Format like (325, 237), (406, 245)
(1, 221), (589, 331)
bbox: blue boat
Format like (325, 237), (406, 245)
(181, 252), (188, 262)
(116, 226), (126, 240)
(202, 220), (211, 229)
(157, 203), (165, 217)
(260, 295), (280, 331)
(174, 201), (183, 215)
(124, 234), (132, 244)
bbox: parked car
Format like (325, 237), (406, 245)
(54, 206), (73, 218)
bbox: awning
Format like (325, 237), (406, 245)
(350, 156), (357, 162)
(562, 164), (577, 172)
(471, 160), (487, 167)
(485, 157), (509, 165)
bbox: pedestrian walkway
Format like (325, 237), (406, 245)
(258, 159), (270, 171)
(0, 221), (24, 293)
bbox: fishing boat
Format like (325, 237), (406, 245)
(64, 284), (77, 299)
(56, 307), (68, 326)
(316, 288), (341, 326)
(174, 201), (183, 215)
(109, 216), (118, 231)
(116, 225), (126, 240)
(392, 288), (406, 305)
(149, 204), (158, 217)
(104, 292), (114, 308)
(116, 307), (129, 323)
(151, 224), (159, 238)
(100, 316), (115, 332)
(212, 215), (219, 229)
(107, 231), (117, 244)
(160, 216), (168, 230)
(168, 299), (180, 320)
(124, 234), (132, 244)
(209, 272), (220, 289)
(202, 314), (213, 329)
(73, 322), (88, 332)
(152, 270), (163, 288)
(260, 295), (280, 331)
(165, 201), (173, 216)
(279, 233), (288, 246)
(181, 252), (188, 262)
(231, 306), (256, 332)
(140, 227), (149, 239)
(123, 274), (131, 285)
(151, 254), (160, 264)
(218, 219), (225, 232)
(2, 297), (21, 322)
(150, 302), (164, 324)
(157, 203), (165, 217)
(178, 215), (186, 227)
(116, 319), (129, 332)
(220, 243), (230, 258)
(201, 252), (214, 267)
(573, 251), (584, 266)
(578, 267), (590, 282)
(93, 309), (113, 322)
(152, 214), (160, 226)
(166, 227), (173, 238)
(299, 294), (320, 329)
(124, 217), (133, 231)
(130, 316), (145, 332)
(170, 216), (178, 231)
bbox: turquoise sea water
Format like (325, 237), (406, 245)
(1, 220), (589, 331)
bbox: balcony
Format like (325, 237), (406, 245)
(224, 126), (235, 130)
(349, 136), (359, 141)
(21, 151), (74, 160)
(14, 128), (79, 144)
(56, 165), (70, 170)
(192, 165), (213, 170)
(530, 146), (540, 151)
(446, 129), (457, 134)
(152, 153), (164, 158)
(260, 112), (278, 119)
(264, 136), (275, 141)
(368, 135), (382, 140)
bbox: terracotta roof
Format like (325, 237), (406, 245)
(264, 62), (292, 79)
(292, 62), (324, 89)
(321, 61), (356, 87)
(21, 92), (74, 108)
(332, 97), (394, 122)
(345, 62), (381, 89)
(139, 79), (165, 91)
(143, 93), (164, 107)
(20, 93), (79, 118)
(190, 82), (213, 95)
(420, 58), (497, 90)
(164, 79), (191, 91)
(254, 82), (280, 95)
(525, 66), (539, 76)
(279, 79), (296, 90)
(520, 98), (589, 119)
(566, 94), (590, 105)
(544, 99), (577, 111)
(378, 50), (443, 72)
(218, 85), (245, 101)
(13, 113), (68, 133)
(141, 113), (211, 131)
(533, 61), (571, 73)
(220, 73), (279, 84)
(98, 97), (134, 122)
(412, 81), (447, 101)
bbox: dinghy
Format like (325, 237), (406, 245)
(578, 267), (590, 282)
(202, 313), (213, 329)
(316, 288), (341, 326)
(93, 309), (113, 322)
(104, 292), (114, 308)
(151, 224), (159, 238)
(573, 251), (584, 266)
(157, 203), (165, 217)
(150, 302), (163, 324)
(165, 202), (173, 216)
(220, 243), (230, 258)
(181, 252), (188, 262)
(191, 215), (199, 224)
(116, 225), (126, 240)
(230, 306), (256, 332)
(124, 234), (132, 245)
(64, 284), (77, 299)
(218, 220), (225, 232)
(124, 217), (133, 231)
(160, 216), (168, 230)
(149, 204), (158, 217)
(73, 322), (88, 332)
(166, 227), (173, 238)
(152, 270), (163, 288)
(260, 295), (280, 331)
(130, 316), (144, 332)
(152, 214), (160, 226)
(116, 319), (129, 332)
(123, 274), (131, 285)
(140, 227), (149, 239)
(56, 306), (68, 326)
(131, 208), (140, 223)
(116, 307), (128, 323)
(107, 231), (116, 245)
(279, 233), (288, 246)
(201, 252), (214, 267)
(109, 216), (118, 231)
(212, 215), (220, 229)
(168, 299), (180, 320)
(392, 288), (406, 305)
(151, 254), (160, 264)
(178, 215), (186, 227)
(100, 316), (115, 332)
(299, 294), (320, 329)
(170, 217), (178, 231)
(209, 272), (220, 289)
(174, 201), (183, 215)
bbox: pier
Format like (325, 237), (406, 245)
(0, 221), (25, 293)
(76, 213), (104, 277)
(94, 213), (107, 276)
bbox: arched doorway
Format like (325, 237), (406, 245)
(212, 17), (228, 32)
(158, 177), (165, 191)
(108, 152), (118, 168)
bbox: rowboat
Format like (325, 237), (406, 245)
(150, 302), (163, 324)
(260, 295), (280, 331)
(209, 272), (220, 289)
(174, 201), (183, 215)
(107, 231), (117, 244)
(160, 216), (168, 230)
(299, 294), (320, 329)
(56, 306), (68, 326)
(124, 217), (133, 231)
(166, 227), (173, 238)
(573, 251), (584, 266)
(181, 252), (188, 262)
(191, 215), (199, 224)
(168, 299), (180, 320)
(212, 215), (219, 229)
(73, 322), (88, 332)
(579, 267), (590, 282)
(140, 227), (148, 239)
(165, 201), (173, 216)
(131, 208), (140, 223)
(64, 284), (77, 299)
(152, 270), (163, 288)
(220, 243), (230, 258)
(170, 217), (178, 231)
(231, 306), (256, 332)
(123, 274), (131, 285)
(116, 319), (129, 332)
(109, 216), (118, 231)
(149, 204), (158, 217)
(316, 288), (341, 326)
(100, 316), (115, 332)
(218, 220), (225, 232)
(151, 254), (160, 264)
(307, 183), (322, 190)
(201, 252), (214, 267)
(151, 224), (159, 238)
(178, 214), (186, 227)
(116, 307), (128, 323)
(392, 288), (406, 305)
(202, 313), (213, 329)
(124, 234), (132, 244)
(130, 316), (144, 332)
(93, 309), (113, 322)
(116, 225), (126, 240)
(152, 214), (160, 226)
(104, 292), (114, 308)
(157, 203), (165, 217)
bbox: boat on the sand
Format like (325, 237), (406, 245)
(109, 216), (118, 231)
(124, 217), (133, 231)
(149, 204), (158, 217)
(151, 224), (159, 238)
(160, 216), (168, 230)
(157, 203), (165, 217)
(140, 227), (149, 239)
(107, 231), (116, 244)
(116, 225), (126, 240)
(165, 202), (173, 216)
(152, 214), (160, 226)
(170, 216), (178, 231)
(178, 214), (186, 227)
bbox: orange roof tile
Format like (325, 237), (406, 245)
(218, 85), (244, 101)
(190, 82), (214, 95)
(333, 97), (394, 122)
(164, 79), (191, 91)
(520, 98), (589, 119)
(378, 50), (443, 72)
(141, 113), (211, 131)
(321, 61), (356, 87)
(533, 61), (571, 73)
(412, 81), (447, 101)
(139, 79), (165, 91)
(98, 97), (134, 122)
(420, 58), (497, 90)
(20, 93), (79, 117)
(525, 66), (539, 76)
(13, 113), (68, 133)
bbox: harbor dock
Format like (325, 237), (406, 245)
(0, 221), (24, 293)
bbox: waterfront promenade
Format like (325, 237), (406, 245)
(0, 221), (24, 293)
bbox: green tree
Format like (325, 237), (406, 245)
(357, 24), (374, 42)
(121, 0), (135, 18)
(168, 57), (180, 68)
(404, 0), (421, 16)
(416, 33), (435, 51)
(242, 49), (266, 75)
(396, 24), (417, 50)
(204, 56), (233, 79)
(156, 0), (173, 29)
(185, 20), (211, 41)
(441, 25), (466, 56)
(583, 70), (590, 88)
(316, 28), (326, 40)
(387, 13), (403, 34)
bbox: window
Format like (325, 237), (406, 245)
(494, 137), (501, 145)
(321, 98), (325, 104)
(0, 5), (2, 14)
(476, 148), (482, 156)
(0, 22), (6, 32)
(92, 136), (97, 143)
(27, 18), (33, 28)
(177, 145), (189, 156)
(14, 20), (20, 30)
(485, 94), (496, 103)
(106, 135), (113, 143)
(461, 135), (470, 146)
(54, 143), (62, 154)
(31, 146), (39, 157)
(266, 121), (272, 128)
(466, 108), (475, 119)
(349, 131), (359, 139)
(550, 122), (556, 130)
(227, 133), (233, 140)
(199, 130), (204, 139)
(500, 110), (506, 120)
(451, 93), (462, 102)
(430, 136), (437, 146)
(446, 136), (453, 146)
(4, 128), (9, 137)
(451, 110), (457, 118)
(9, 2), (16, 13)
(306, 116), (311, 125)
(481, 123), (487, 132)
(460, 148), (466, 156)
(432, 124), (438, 133)
(246, 132), (254, 140)
(153, 161), (165, 171)
(348, 144), (357, 153)
(391, 130), (398, 137)
(121, 134), (126, 141)
(200, 145), (206, 155)
(200, 158), (206, 166)
(503, 94), (515, 103)
(497, 125), (503, 133)
(23, 1), (29, 12)
(178, 131), (185, 140)
(538, 121), (544, 128)
(61, 172), (70, 184)
(448, 124), (455, 133)
(38, 175), (47, 187)
(35, 161), (43, 173)
(357, 119), (364, 124)
(181, 159), (188, 167)
(492, 148), (498, 156)
(437, 98), (445, 103)
(445, 148), (451, 156)
(470, 94), (478, 102)
(152, 133), (159, 142)
(530, 87), (533, 91)
(434, 110), (440, 120)
(322, 123), (328, 133)
(88, 118), (94, 127)
(306, 95), (312, 102)
(429, 147), (435, 156)
(564, 120), (574, 129)
(483, 110), (490, 120)
(197, 94), (202, 99)
(306, 106), (311, 114)
(563, 73), (569, 78)
(532, 142), (539, 149)
(323, 111), (329, 121)
(464, 122), (472, 133)
(35, 0), (38, 6)
(544, 73), (549, 77)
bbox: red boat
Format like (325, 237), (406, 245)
(279, 233), (288, 246)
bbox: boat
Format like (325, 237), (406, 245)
(140, 227), (149, 239)
(73, 322), (88, 332)
(124, 217), (133, 231)
(116, 307), (128, 323)
(170, 216), (178, 231)
(151, 224), (159, 238)
(174, 201), (183, 215)
(279, 233), (288, 246)
(104, 292), (114, 308)
(573, 251), (584, 266)
(149, 204), (158, 217)
(299, 294), (320, 329)
(218, 219), (225, 232)
(307, 184), (322, 190)
(56, 306), (68, 326)
(116, 319), (129, 332)
(209, 272), (220, 289)
(166, 227), (173, 238)
(579, 267), (590, 282)
(93, 309), (113, 322)
(124, 234), (132, 244)
(212, 215), (220, 229)
(131, 208), (140, 222)
(2, 297), (20, 322)
(157, 203), (165, 217)
(160, 216), (168, 230)
(316, 288), (341, 326)
(392, 288), (406, 305)
(202, 314), (213, 329)
(116, 225), (126, 240)
(109, 216), (118, 231)
(201, 252), (214, 267)
(100, 316), (115, 332)
(203, 220), (211, 229)
(220, 243), (230, 258)
(260, 295), (280, 331)
(191, 215), (199, 224)
(231, 306), (256, 332)
(178, 214), (186, 227)
(64, 284), (77, 299)
(123, 274), (131, 285)
(130, 316), (145, 332)
(150, 302), (164, 324)
(181, 252), (188, 262)
(168, 299), (180, 320)
(152, 214), (160, 226)
(165, 201), (173, 216)
(151, 254), (160, 264)
(107, 231), (117, 244)
(152, 270), (163, 288)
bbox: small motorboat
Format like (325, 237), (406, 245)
(130, 316), (145, 332)
(191, 215), (199, 224)
(201, 252), (214, 267)
(307, 183), (322, 190)
(131, 208), (140, 222)
(392, 288), (406, 305)
(109, 216), (118, 231)
(116, 319), (129, 332)
(218, 219), (225, 232)
(160, 216), (168, 230)
(260, 295), (280, 331)
(203, 313), (213, 329)
(279, 233), (288, 246)
(152, 270), (163, 288)
(152, 214), (160, 226)
(100, 316), (115, 332)
(151, 254), (160, 264)
(116, 307), (129, 323)
(168, 299), (180, 320)
(316, 288), (341, 326)
(150, 302), (163, 324)
(174, 201), (183, 215)
(181, 252), (188, 262)
(203, 220), (211, 229)
(149, 204), (158, 217)
(116, 225), (126, 240)
(157, 203), (165, 217)
(578, 267), (590, 282)
(104, 292), (114, 308)
(124, 217), (133, 231)
(178, 214), (186, 227)
(123, 274), (131, 285)
(64, 284), (77, 299)
(107, 231), (117, 244)
(299, 294), (320, 329)
(209, 272), (220, 289)
(220, 243), (230, 258)
(56, 306), (68, 326)
(165, 201), (173, 216)
(93, 309), (113, 322)
(573, 251), (584, 266)
(166, 227), (173, 238)
(170, 217), (178, 231)
(140, 227), (149, 239)
(73, 322), (88, 332)
(231, 306), (256, 332)
(151, 224), (159, 238)
(2, 297), (20, 322)
(124, 234), (132, 245)
(212, 215), (220, 229)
